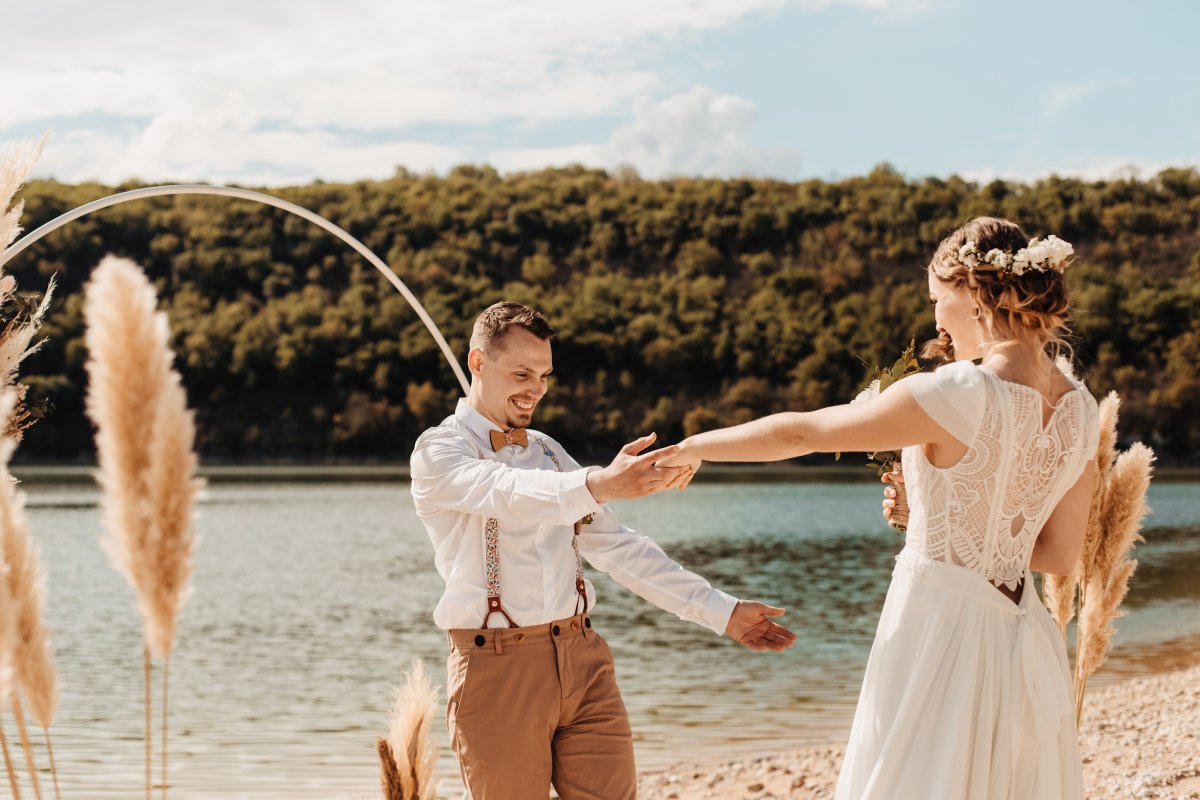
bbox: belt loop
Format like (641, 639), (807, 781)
(493, 628), (504, 655)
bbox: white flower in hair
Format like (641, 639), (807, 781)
(1013, 235), (1074, 274)
(957, 234), (1074, 276)
(985, 249), (1011, 269)
(958, 242), (981, 266)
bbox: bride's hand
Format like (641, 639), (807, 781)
(655, 441), (702, 489)
(881, 467), (904, 521)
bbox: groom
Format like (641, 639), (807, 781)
(410, 301), (795, 800)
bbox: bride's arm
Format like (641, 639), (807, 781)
(659, 383), (955, 468)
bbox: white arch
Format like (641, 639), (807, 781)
(0, 184), (470, 394)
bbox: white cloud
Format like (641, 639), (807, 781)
(3, 0), (930, 184)
(492, 86), (801, 178)
(960, 155), (1190, 185)
(1043, 78), (1133, 117)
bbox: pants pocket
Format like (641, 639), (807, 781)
(446, 648), (473, 724)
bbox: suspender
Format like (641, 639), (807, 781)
(482, 434), (592, 628)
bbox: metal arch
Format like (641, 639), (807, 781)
(0, 184), (471, 394)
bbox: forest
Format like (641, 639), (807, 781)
(6, 163), (1198, 463)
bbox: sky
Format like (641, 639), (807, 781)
(3, 0), (1197, 187)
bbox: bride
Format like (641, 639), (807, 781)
(659, 216), (1098, 798)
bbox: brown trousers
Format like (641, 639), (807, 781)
(446, 612), (637, 800)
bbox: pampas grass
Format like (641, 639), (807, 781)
(84, 255), (203, 800)
(0, 134), (46, 253)
(0, 384), (60, 800)
(1074, 441), (1154, 723)
(1038, 389), (1153, 724)
(0, 525), (19, 800)
(0, 134), (55, 442)
(376, 661), (439, 800)
(0, 134), (60, 800)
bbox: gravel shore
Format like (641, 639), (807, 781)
(637, 663), (1200, 800)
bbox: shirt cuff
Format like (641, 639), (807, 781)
(700, 588), (739, 636)
(562, 465), (603, 518)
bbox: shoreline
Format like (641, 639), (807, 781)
(637, 663), (1200, 800)
(12, 463), (1200, 484)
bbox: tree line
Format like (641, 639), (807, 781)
(7, 163), (1199, 463)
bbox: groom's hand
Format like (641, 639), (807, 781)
(585, 432), (690, 503)
(725, 601), (797, 652)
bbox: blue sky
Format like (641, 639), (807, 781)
(3, 0), (1196, 185)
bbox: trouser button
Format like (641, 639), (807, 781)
(584, 617), (592, 628)
(474, 635), (486, 647)
(552, 625), (561, 636)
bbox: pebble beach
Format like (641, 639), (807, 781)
(637, 664), (1200, 800)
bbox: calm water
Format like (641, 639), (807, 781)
(13, 481), (1200, 798)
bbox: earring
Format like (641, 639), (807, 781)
(971, 307), (981, 320)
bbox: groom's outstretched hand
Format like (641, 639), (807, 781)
(725, 601), (797, 652)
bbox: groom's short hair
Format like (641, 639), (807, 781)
(470, 301), (557, 354)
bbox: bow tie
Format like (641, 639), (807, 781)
(489, 428), (529, 451)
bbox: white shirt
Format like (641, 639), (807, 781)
(410, 399), (738, 634)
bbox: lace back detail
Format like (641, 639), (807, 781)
(902, 368), (1092, 591)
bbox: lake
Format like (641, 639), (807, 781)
(14, 479), (1200, 798)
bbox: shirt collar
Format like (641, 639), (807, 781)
(455, 398), (505, 447)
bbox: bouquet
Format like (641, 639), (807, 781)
(836, 340), (923, 531)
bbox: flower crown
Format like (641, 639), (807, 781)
(956, 234), (1074, 277)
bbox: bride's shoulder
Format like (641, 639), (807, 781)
(1054, 356), (1101, 412)
(927, 359), (988, 392)
(904, 359), (987, 406)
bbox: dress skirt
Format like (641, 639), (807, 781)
(834, 546), (1084, 799)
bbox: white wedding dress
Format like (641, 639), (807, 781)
(835, 360), (1099, 799)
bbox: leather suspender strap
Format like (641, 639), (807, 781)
(482, 516), (519, 628)
(481, 435), (591, 627)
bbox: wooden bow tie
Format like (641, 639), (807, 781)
(489, 428), (529, 451)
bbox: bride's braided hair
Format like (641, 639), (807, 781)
(923, 216), (1074, 364)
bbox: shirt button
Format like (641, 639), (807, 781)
(474, 635), (486, 647)
(552, 625), (561, 636)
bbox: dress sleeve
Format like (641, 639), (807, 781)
(901, 361), (987, 447)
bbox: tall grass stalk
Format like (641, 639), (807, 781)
(84, 256), (203, 800)
(376, 661), (439, 800)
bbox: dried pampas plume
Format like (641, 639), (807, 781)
(84, 255), (203, 799)
(377, 660), (439, 800)
(84, 255), (201, 660)
(1074, 441), (1154, 723)
(0, 133), (55, 442)
(0, 389), (59, 733)
(0, 134), (46, 253)
(1036, 388), (1152, 724)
